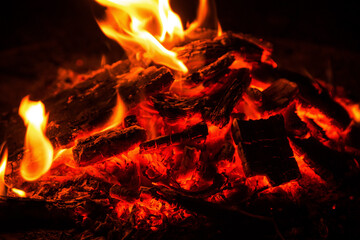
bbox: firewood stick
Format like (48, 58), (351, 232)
(73, 125), (147, 166)
(139, 122), (208, 153)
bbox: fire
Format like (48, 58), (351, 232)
(96, 0), (187, 73)
(96, 0), (222, 73)
(102, 92), (126, 132)
(0, 143), (8, 196)
(19, 96), (54, 181)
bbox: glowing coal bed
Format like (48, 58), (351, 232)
(1, 0), (360, 239)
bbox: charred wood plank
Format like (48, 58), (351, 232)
(73, 125), (147, 166)
(261, 78), (298, 111)
(231, 115), (301, 186)
(139, 122), (208, 153)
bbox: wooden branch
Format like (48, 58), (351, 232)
(73, 125), (147, 166)
(232, 115), (301, 186)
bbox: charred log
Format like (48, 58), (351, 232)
(73, 125), (147, 166)
(185, 51), (235, 85)
(232, 115), (301, 186)
(173, 32), (268, 72)
(261, 78), (298, 111)
(139, 122), (208, 153)
(152, 68), (251, 127)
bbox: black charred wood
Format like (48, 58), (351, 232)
(283, 103), (308, 137)
(173, 32), (268, 72)
(202, 68), (251, 127)
(139, 122), (208, 153)
(73, 125), (147, 166)
(346, 123), (360, 151)
(262, 78), (298, 111)
(232, 115), (301, 186)
(185, 51), (235, 85)
(117, 66), (174, 107)
(291, 137), (358, 181)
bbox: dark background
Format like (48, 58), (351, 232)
(0, 0), (359, 112)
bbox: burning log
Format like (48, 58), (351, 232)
(261, 78), (299, 111)
(185, 51), (235, 85)
(140, 122), (208, 153)
(231, 115), (301, 186)
(152, 68), (251, 127)
(173, 32), (268, 72)
(73, 125), (147, 166)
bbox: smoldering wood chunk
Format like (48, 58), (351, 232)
(140, 122), (208, 153)
(73, 125), (147, 166)
(291, 137), (357, 181)
(283, 103), (308, 137)
(281, 71), (351, 130)
(152, 68), (251, 128)
(232, 115), (301, 186)
(346, 123), (360, 150)
(202, 68), (251, 127)
(185, 52), (235, 85)
(246, 87), (263, 103)
(173, 32), (267, 72)
(117, 66), (174, 107)
(262, 78), (298, 111)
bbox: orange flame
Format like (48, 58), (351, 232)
(102, 92), (127, 132)
(96, 0), (187, 73)
(12, 188), (26, 197)
(185, 0), (222, 37)
(0, 143), (8, 196)
(19, 96), (54, 181)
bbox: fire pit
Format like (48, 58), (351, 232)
(1, 0), (360, 239)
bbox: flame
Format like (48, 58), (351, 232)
(0, 143), (8, 196)
(102, 92), (127, 132)
(19, 96), (54, 181)
(185, 0), (222, 37)
(12, 188), (26, 197)
(96, 0), (187, 73)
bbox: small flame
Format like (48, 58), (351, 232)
(96, 0), (187, 73)
(0, 143), (8, 196)
(185, 0), (222, 37)
(102, 92), (127, 132)
(19, 96), (54, 181)
(12, 188), (26, 198)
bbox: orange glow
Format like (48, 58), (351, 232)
(0, 143), (8, 196)
(96, 0), (187, 73)
(11, 188), (26, 198)
(19, 96), (54, 181)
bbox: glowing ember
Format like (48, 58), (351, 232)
(19, 96), (54, 181)
(96, 0), (187, 72)
(0, 143), (8, 196)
